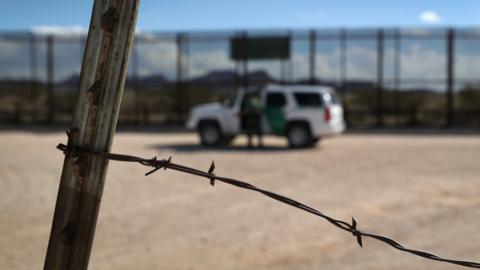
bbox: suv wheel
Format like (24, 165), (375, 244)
(287, 124), (312, 148)
(199, 122), (224, 146)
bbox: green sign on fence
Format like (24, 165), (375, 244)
(230, 36), (290, 60)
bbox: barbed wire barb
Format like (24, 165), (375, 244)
(56, 139), (480, 269)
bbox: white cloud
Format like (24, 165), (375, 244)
(299, 9), (327, 22)
(2, 36), (480, 89)
(136, 43), (176, 79)
(31, 25), (87, 36)
(419, 11), (442, 24)
(189, 50), (234, 78)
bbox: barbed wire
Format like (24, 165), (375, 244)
(57, 136), (480, 269)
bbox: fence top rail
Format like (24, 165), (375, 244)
(1, 27), (480, 42)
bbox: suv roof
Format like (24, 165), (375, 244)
(264, 84), (335, 94)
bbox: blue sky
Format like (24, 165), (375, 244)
(1, 0), (479, 32)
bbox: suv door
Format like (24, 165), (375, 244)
(264, 92), (287, 135)
(222, 89), (244, 135)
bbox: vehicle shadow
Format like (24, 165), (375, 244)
(148, 143), (316, 153)
(346, 127), (480, 137)
(0, 124), (189, 134)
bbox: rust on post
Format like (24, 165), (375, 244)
(86, 80), (102, 105)
(43, 1), (140, 270)
(100, 7), (118, 33)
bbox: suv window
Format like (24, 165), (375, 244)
(266, 93), (286, 107)
(293, 93), (323, 107)
(223, 91), (237, 107)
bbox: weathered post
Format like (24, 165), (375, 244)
(446, 28), (454, 127)
(376, 29), (384, 126)
(29, 32), (38, 120)
(132, 40), (141, 124)
(394, 29), (401, 125)
(242, 31), (249, 88)
(175, 33), (184, 123)
(340, 29), (348, 124)
(44, 1), (140, 269)
(46, 35), (54, 124)
(309, 29), (316, 85)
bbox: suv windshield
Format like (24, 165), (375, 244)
(223, 91), (237, 107)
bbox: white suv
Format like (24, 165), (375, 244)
(186, 84), (345, 148)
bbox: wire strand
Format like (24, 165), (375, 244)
(56, 142), (480, 269)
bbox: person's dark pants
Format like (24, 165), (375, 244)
(245, 114), (262, 148)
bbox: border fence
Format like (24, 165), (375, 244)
(1, 28), (479, 127)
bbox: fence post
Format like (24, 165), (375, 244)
(446, 28), (454, 127)
(394, 29), (401, 125)
(287, 30), (293, 84)
(184, 34), (190, 121)
(376, 29), (384, 126)
(29, 32), (38, 121)
(132, 39), (142, 124)
(43, 1), (140, 269)
(46, 35), (54, 124)
(235, 52), (241, 88)
(175, 33), (184, 124)
(309, 29), (316, 85)
(340, 29), (348, 124)
(242, 31), (249, 88)
(340, 30), (347, 87)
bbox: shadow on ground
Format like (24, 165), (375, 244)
(346, 127), (480, 136)
(0, 124), (189, 134)
(1, 124), (479, 137)
(148, 143), (315, 153)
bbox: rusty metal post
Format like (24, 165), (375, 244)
(43, 1), (140, 269)
(446, 28), (454, 127)
(309, 29), (316, 85)
(46, 35), (54, 123)
(376, 29), (384, 126)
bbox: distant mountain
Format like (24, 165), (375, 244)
(0, 79), (31, 94)
(1, 72), (444, 94)
(246, 70), (275, 85)
(134, 74), (169, 87)
(189, 70), (236, 84)
(58, 74), (80, 88)
(50, 69), (274, 90)
(55, 73), (170, 89)
(189, 69), (274, 86)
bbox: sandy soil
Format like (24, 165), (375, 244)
(1, 130), (479, 270)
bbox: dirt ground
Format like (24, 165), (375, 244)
(1, 130), (479, 270)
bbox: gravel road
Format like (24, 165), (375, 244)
(1, 130), (479, 270)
